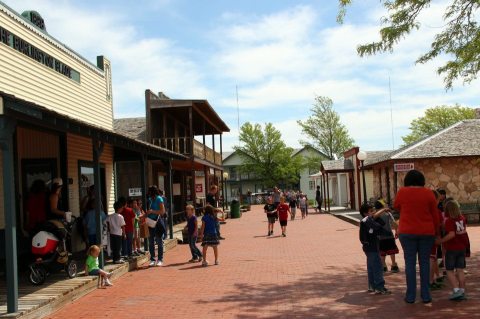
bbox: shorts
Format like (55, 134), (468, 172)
(445, 250), (466, 270)
(379, 238), (399, 256)
(88, 269), (100, 276)
(201, 234), (219, 246)
(267, 216), (277, 224)
(279, 220), (288, 227)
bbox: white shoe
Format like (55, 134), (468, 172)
(156, 260), (163, 267)
(105, 279), (113, 286)
(149, 261), (156, 267)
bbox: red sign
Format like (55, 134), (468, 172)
(195, 184), (203, 193)
(394, 163), (414, 172)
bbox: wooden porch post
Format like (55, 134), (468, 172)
(0, 116), (18, 313)
(92, 137), (105, 268)
(167, 158), (174, 239)
(326, 173), (331, 212)
(140, 153), (148, 251)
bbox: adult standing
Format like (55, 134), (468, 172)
(273, 186), (281, 208)
(206, 185), (225, 240)
(394, 170), (440, 304)
(146, 186), (166, 267)
(47, 178), (66, 220)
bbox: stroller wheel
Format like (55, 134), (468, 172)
(28, 264), (47, 285)
(66, 260), (77, 278)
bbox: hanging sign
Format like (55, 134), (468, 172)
(128, 188), (142, 197)
(394, 163), (414, 172)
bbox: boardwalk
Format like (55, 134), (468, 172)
(47, 206), (480, 318)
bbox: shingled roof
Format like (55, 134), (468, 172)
(321, 159), (354, 172)
(114, 118), (146, 142)
(364, 119), (480, 167)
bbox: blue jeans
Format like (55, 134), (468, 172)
(399, 234), (435, 302)
(148, 227), (164, 262)
(365, 251), (385, 290)
(122, 232), (133, 256)
(188, 235), (202, 259)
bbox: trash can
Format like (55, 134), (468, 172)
(230, 200), (241, 219)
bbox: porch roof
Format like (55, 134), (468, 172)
(321, 159), (354, 173)
(0, 92), (186, 160)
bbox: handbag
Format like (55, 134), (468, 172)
(146, 217), (157, 228)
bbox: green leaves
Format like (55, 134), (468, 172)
(339, 0), (480, 89)
(401, 104), (476, 145)
(298, 96), (355, 160)
(233, 122), (302, 187)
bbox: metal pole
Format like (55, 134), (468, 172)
(1, 117), (18, 313)
(361, 160), (367, 204)
(168, 159), (174, 239)
(92, 138), (104, 268)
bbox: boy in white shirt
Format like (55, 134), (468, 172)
(107, 201), (126, 264)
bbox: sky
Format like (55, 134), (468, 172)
(4, 0), (479, 153)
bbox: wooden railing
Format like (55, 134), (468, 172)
(153, 137), (222, 165)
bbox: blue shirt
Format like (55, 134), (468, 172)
(202, 214), (217, 236)
(84, 209), (107, 235)
(148, 195), (164, 220)
(187, 215), (198, 236)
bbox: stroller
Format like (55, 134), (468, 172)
(28, 216), (79, 285)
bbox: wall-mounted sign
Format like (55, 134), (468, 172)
(195, 184), (203, 193)
(128, 188), (142, 197)
(394, 163), (414, 172)
(22, 11), (46, 31)
(0, 25), (80, 82)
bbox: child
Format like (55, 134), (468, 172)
(132, 199), (144, 255)
(85, 245), (113, 286)
(299, 195), (307, 219)
(83, 199), (107, 246)
(289, 196), (297, 220)
(277, 196), (290, 237)
(359, 203), (391, 295)
(264, 197), (277, 236)
(107, 201), (126, 264)
(186, 205), (202, 262)
(119, 197), (136, 259)
(199, 205), (220, 267)
(375, 200), (400, 273)
(430, 190), (444, 289)
(436, 200), (469, 301)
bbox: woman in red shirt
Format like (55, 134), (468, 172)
(394, 170), (439, 304)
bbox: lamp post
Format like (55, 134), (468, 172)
(223, 171), (229, 210)
(357, 151), (368, 204)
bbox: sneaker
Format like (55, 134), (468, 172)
(214, 260), (219, 265)
(202, 261), (209, 267)
(267, 232), (272, 236)
(375, 288), (391, 295)
(105, 279), (113, 286)
(282, 233), (286, 237)
(218, 236), (225, 240)
(156, 260), (163, 267)
(197, 257), (203, 262)
(449, 291), (464, 301)
(107, 272), (113, 278)
(189, 258), (198, 263)
(149, 260), (156, 267)
(113, 259), (124, 264)
(391, 265), (399, 273)
(367, 285), (374, 293)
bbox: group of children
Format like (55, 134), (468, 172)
(185, 204), (225, 267)
(263, 196), (297, 237)
(360, 192), (470, 301)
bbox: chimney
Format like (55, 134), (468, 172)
(476, 108), (480, 119)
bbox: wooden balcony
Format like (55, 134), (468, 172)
(152, 137), (222, 165)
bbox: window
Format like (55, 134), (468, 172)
(309, 181), (315, 190)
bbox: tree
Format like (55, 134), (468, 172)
(297, 96), (355, 160)
(233, 122), (302, 187)
(402, 104), (476, 145)
(338, 1), (480, 89)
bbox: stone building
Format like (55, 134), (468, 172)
(364, 119), (480, 205)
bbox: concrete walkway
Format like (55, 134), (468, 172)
(45, 205), (480, 318)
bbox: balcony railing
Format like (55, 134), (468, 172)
(152, 137), (222, 165)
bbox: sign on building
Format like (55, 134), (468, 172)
(128, 188), (142, 197)
(195, 184), (203, 193)
(394, 163), (414, 172)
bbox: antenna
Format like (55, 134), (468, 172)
(389, 76), (395, 150)
(236, 85), (240, 146)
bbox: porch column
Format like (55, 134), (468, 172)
(0, 116), (18, 313)
(322, 174), (327, 212)
(92, 138), (105, 268)
(167, 159), (174, 239)
(326, 173), (331, 212)
(140, 153), (148, 252)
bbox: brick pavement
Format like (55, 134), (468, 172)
(46, 206), (480, 318)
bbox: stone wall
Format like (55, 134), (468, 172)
(372, 157), (480, 204)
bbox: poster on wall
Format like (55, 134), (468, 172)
(173, 183), (181, 196)
(128, 188), (142, 197)
(195, 184), (203, 193)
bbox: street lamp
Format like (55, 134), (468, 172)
(357, 151), (368, 204)
(223, 171), (229, 210)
